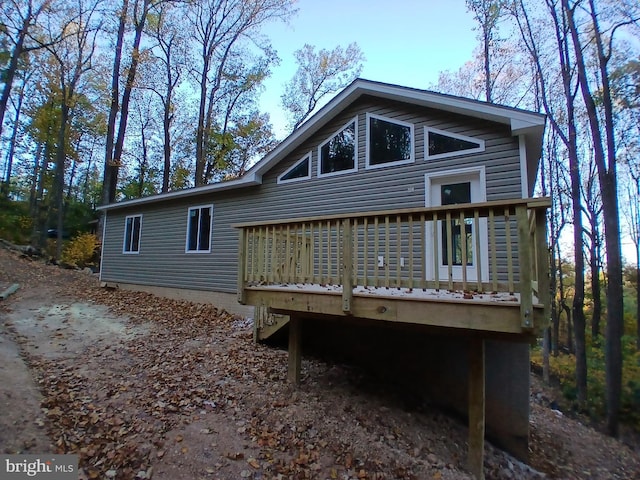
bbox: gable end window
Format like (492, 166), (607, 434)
(186, 205), (213, 253)
(318, 117), (358, 177)
(424, 127), (485, 160)
(123, 215), (142, 253)
(366, 114), (414, 168)
(278, 152), (312, 184)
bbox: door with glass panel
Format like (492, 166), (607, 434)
(426, 170), (487, 283)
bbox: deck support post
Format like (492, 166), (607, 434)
(287, 316), (302, 385)
(237, 228), (246, 304)
(468, 338), (485, 480)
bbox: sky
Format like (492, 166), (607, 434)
(259, 0), (479, 138)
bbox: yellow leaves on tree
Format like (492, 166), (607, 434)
(61, 233), (99, 268)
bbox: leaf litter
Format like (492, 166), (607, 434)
(1, 248), (639, 479)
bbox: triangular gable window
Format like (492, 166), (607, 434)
(366, 113), (414, 168)
(318, 117), (357, 177)
(278, 152), (311, 184)
(425, 127), (485, 160)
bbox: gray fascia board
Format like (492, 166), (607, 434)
(97, 176), (260, 211)
(252, 80), (546, 176)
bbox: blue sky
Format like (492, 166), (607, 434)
(259, 0), (479, 137)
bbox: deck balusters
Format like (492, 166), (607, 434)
(445, 211), (454, 290)
(460, 210), (468, 291)
(505, 208), (514, 294)
(489, 210), (497, 292)
(236, 199), (551, 333)
(474, 211), (482, 292)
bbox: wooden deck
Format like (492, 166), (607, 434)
(235, 198), (550, 338)
(234, 198), (550, 479)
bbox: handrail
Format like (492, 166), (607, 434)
(236, 198), (550, 331)
(231, 198), (551, 228)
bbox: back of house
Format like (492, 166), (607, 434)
(98, 79), (548, 466)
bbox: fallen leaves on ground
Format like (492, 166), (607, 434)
(2, 248), (640, 480)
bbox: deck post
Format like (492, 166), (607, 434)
(287, 316), (302, 385)
(516, 205), (533, 329)
(534, 206), (551, 329)
(468, 338), (485, 480)
(237, 228), (246, 304)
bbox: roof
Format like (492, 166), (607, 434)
(98, 78), (546, 211)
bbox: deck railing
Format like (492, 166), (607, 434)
(235, 198), (550, 330)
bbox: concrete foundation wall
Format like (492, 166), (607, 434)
(102, 282), (255, 319)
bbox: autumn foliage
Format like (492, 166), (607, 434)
(60, 233), (99, 268)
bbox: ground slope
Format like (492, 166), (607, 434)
(1, 248), (638, 479)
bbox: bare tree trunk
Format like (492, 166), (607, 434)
(0, 15), (29, 141)
(564, 0), (625, 436)
(553, 247), (562, 357)
(590, 241), (602, 340)
(162, 94), (172, 192)
(101, 0), (128, 207)
(563, 302), (572, 354)
(2, 81), (25, 196)
(543, 327), (551, 384)
(112, 4), (149, 193)
(53, 104), (70, 259)
(32, 145), (48, 247)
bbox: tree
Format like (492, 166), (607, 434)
(101, 0), (158, 205)
(224, 112), (277, 178)
(144, 1), (188, 193)
(512, 0), (588, 407)
(281, 42), (364, 131)
(43, 0), (102, 258)
(200, 50), (276, 183)
(2, 72), (31, 196)
(0, 0), (54, 141)
(466, 0), (505, 103)
(582, 161), (603, 339)
(189, 0), (295, 187)
(563, 0), (638, 436)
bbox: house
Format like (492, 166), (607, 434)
(98, 79), (549, 478)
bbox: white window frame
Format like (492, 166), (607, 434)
(277, 151), (312, 184)
(122, 214), (142, 254)
(425, 167), (489, 283)
(365, 113), (414, 170)
(185, 204), (213, 253)
(317, 116), (358, 178)
(424, 126), (485, 161)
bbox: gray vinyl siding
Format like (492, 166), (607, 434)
(101, 96), (524, 293)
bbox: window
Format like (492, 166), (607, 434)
(123, 215), (142, 253)
(186, 205), (213, 253)
(425, 127), (485, 160)
(366, 114), (413, 168)
(318, 117), (357, 177)
(278, 152), (311, 184)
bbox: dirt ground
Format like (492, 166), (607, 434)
(1, 248), (639, 480)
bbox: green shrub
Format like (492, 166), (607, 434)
(60, 233), (99, 268)
(0, 199), (31, 243)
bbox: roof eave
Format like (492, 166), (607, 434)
(97, 175), (261, 211)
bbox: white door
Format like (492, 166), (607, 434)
(425, 168), (488, 283)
